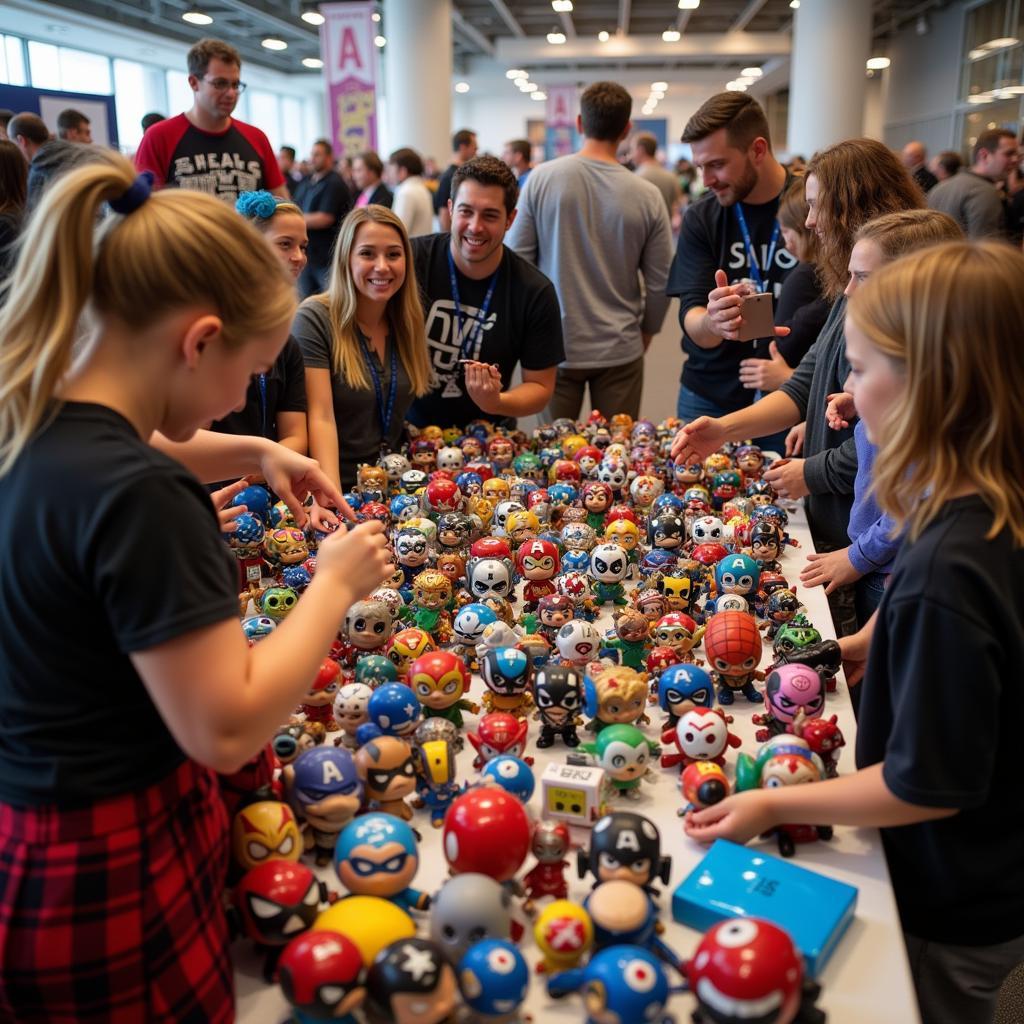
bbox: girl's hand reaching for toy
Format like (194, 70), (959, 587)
(315, 520), (393, 599)
(210, 478), (249, 532)
(684, 790), (778, 846)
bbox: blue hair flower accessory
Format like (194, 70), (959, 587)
(110, 171), (154, 215)
(236, 189), (279, 220)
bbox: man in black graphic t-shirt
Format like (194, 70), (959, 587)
(135, 38), (285, 202)
(666, 93), (794, 420)
(407, 156), (563, 430)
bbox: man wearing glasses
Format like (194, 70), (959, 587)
(135, 38), (287, 202)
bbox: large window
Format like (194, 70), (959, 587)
(959, 0), (1024, 149)
(0, 35), (27, 85)
(114, 58), (167, 151)
(249, 90), (281, 150)
(28, 40), (112, 94)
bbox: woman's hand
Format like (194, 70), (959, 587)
(461, 360), (504, 416)
(671, 416), (729, 465)
(738, 341), (793, 392)
(762, 457), (809, 499)
(256, 444), (354, 527)
(684, 789), (778, 846)
(309, 501), (341, 533)
(800, 546), (863, 595)
(838, 615), (876, 687)
(210, 479), (249, 533)
(825, 391), (857, 431)
(784, 422), (805, 456)
(315, 520), (394, 599)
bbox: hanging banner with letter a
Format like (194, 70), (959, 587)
(545, 84), (579, 161)
(320, 2), (379, 159)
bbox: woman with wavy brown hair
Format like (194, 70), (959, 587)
(673, 140), (923, 628)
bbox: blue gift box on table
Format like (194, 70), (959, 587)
(672, 839), (857, 976)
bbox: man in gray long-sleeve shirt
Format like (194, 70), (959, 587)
(927, 128), (1017, 239)
(506, 81), (673, 421)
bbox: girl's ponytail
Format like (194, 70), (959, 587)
(0, 150), (136, 476)
(0, 149), (297, 478)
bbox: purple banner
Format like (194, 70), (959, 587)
(320, 2), (378, 159)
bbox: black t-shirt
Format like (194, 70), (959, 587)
(772, 260), (830, 368)
(856, 496), (1024, 944)
(406, 233), (564, 429)
(666, 186), (797, 411)
(294, 170), (353, 267)
(0, 403), (239, 807)
(434, 163), (457, 214)
(210, 335), (307, 442)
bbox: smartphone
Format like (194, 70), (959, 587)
(735, 292), (775, 342)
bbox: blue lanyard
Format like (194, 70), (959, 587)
(447, 246), (498, 361)
(358, 331), (398, 444)
(734, 203), (781, 293)
(257, 373), (268, 437)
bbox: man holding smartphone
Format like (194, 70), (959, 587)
(666, 93), (795, 425)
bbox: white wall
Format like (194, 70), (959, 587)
(882, 1), (965, 153)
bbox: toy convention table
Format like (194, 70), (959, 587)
(234, 503), (922, 1024)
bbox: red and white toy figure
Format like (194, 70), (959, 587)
(277, 930), (366, 1022)
(443, 787), (532, 884)
(788, 712), (846, 779)
(299, 660), (341, 731)
(467, 711), (532, 771)
(517, 538), (561, 610)
(679, 760), (731, 814)
(703, 610), (765, 705)
(687, 917), (825, 1024)
(522, 820), (571, 913)
(660, 706), (741, 771)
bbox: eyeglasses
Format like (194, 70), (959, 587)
(203, 76), (247, 93)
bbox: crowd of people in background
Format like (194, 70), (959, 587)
(0, 27), (1023, 1024)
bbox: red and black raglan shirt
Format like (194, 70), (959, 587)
(135, 112), (284, 202)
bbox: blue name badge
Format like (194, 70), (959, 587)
(672, 839), (858, 976)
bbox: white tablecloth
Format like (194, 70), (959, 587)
(235, 503), (921, 1024)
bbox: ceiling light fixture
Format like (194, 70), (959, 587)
(598, 30), (610, 41)
(506, 68), (527, 79)
(301, 10), (325, 26)
(532, 91), (547, 100)
(547, 31), (567, 44)
(552, 0), (573, 11)
(678, 0), (700, 8)
(182, 5), (213, 25)
(302, 56), (323, 68)
(662, 28), (681, 41)
(651, 80), (668, 90)
(523, 82), (538, 92)
(262, 37), (287, 50)
(455, 81), (470, 93)
(865, 56), (890, 69)
(742, 67), (762, 77)
(790, 0), (800, 8)
(725, 80), (747, 91)
(374, 34), (386, 47)
(371, 11), (380, 22)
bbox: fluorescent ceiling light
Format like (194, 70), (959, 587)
(262, 38), (287, 50)
(652, 81), (668, 90)
(455, 81), (470, 93)
(532, 91), (547, 100)
(302, 56), (323, 68)
(506, 68), (528, 79)
(301, 10), (325, 26)
(547, 31), (567, 44)
(374, 35), (386, 47)
(598, 30), (610, 41)
(679, 0), (700, 8)
(742, 67), (762, 77)
(523, 82), (538, 92)
(662, 29), (681, 41)
(552, 0), (573, 11)
(725, 80), (747, 91)
(865, 56), (890, 69)
(182, 5), (212, 25)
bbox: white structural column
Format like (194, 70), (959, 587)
(787, 0), (873, 157)
(383, 0), (452, 162)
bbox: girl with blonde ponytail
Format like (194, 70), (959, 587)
(0, 150), (393, 1021)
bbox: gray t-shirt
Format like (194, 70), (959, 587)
(506, 154), (674, 370)
(293, 300), (414, 489)
(637, 161), (682, 217)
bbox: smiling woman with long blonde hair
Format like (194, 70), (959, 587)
(294, 204), (432, 490)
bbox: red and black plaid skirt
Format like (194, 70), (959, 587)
(0, 758), (233, 1023)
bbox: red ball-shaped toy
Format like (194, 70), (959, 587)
(703, 610), (762, 673)
(443, 787), (531, 882)
(236, 860), (322, 946)
(277, 930), (365, 1019)
(688, 917), (806, 1024)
